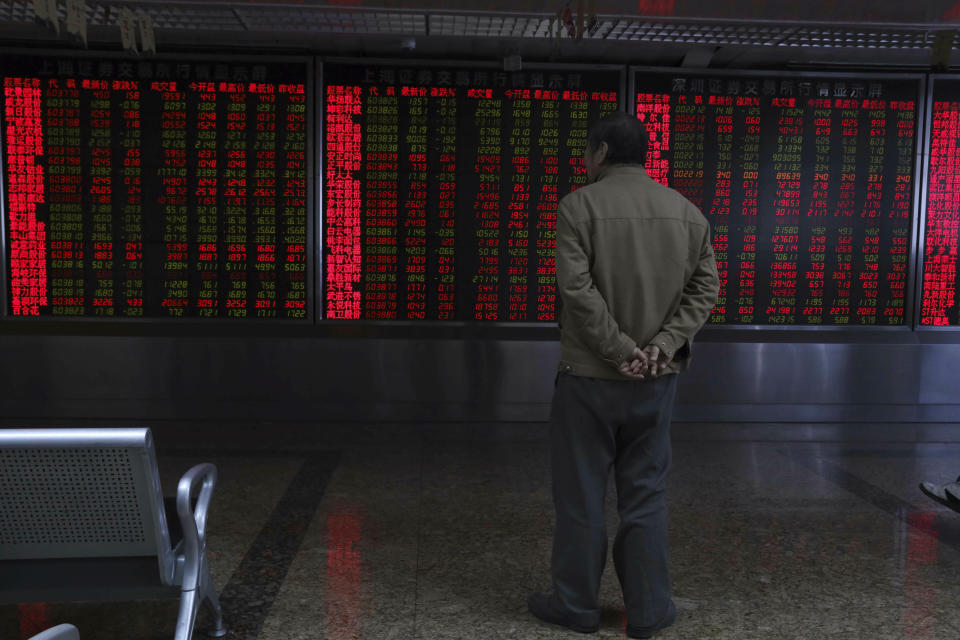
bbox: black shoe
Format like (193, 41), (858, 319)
(944, 482), (960, 503)
(920, 481), (960, 514)
(626, 600), (676, 639)
(527, 592), (600, 634)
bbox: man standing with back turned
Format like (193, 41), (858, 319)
(528, 111), (719, 638)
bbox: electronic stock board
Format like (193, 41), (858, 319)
(1, 53), (311, 320)
(2, 55), (940, 328)
(921, 77), (960, 327)
(634, 70), (922, 326)
(323, 60), (622, 322)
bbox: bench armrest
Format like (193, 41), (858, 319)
(28, 624), (80, 640)
(176, 463), (217, 591)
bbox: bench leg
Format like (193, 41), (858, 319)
(174, 589), (199, 640)
(202, 587), (227, 638)
(175, 562), (226, 639)
(198, 552), (226, 638)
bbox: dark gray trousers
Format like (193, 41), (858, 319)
(549, 371), (678, 628)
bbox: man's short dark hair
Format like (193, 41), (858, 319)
(586, 111), (649, 166)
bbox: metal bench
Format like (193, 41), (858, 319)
(0, 428), (226, 640)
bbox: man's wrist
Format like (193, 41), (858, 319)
(649, 332), (680, 360)
(605, 336), (638, 368)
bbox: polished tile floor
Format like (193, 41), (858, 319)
(4, 423), (960, 639)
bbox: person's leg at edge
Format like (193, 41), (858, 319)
(612, 374), (679, 629)
(549, 373), (618, 624)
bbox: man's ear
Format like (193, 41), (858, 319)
(598, 141), (609, 162)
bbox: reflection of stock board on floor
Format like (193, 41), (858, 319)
(323, 62), (622, 322)
(634, 70), (921, 326)
(922, 77), (960, 327)
(2, 54), (312, 320)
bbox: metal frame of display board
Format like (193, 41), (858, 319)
(0, 128), (6, 319)
(316, 56), (626, 327)
(313, 60), (323, 327)
(629, 66), (926, 332)
(914, 74), (960, 331)
(0, 48), (316, 324)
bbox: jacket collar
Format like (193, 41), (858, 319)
(592, 163), (651, 184)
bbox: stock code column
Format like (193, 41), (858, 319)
(636, 71), (918, 325)
(323, 63), (621, 321)
(921, 79), (960, 326)
(1, 55), (311, 319)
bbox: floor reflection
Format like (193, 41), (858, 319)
(17, 603), (48, 640)
(327, 500), (365, 640)
(903, 511), (940, 640)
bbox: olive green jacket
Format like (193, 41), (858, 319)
(556, 163), (719, 380)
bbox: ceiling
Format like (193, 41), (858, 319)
(0, 1), (958, 69)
